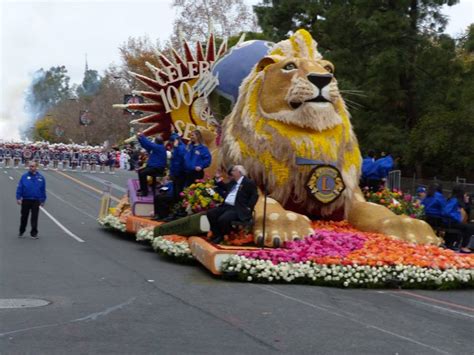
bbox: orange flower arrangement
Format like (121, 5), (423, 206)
(162, 235), (189, 244)
(311, 221), (474, 270)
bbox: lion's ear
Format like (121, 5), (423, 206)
(256, 56), (277, 72)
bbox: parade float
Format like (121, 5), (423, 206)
(99, 30), (474, 289)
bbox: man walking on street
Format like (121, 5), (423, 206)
(16, 162), (46, 239)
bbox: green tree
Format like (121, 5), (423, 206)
(254, 0), (466, 177)
(32, 116), (56, 142)
(25, 66), (71, 121)
(77, 69), (101, 97)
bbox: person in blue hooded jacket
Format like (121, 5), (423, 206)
(16, 162), (46, 239)
(422, 183), (446, 219)
(375, 153), (394, 180)
(442, 185), (474, 253)
(168, 133), (187, 199)
(136, 132), (167, 196)
(184, 130), (211, 186)
(365, 152), (394, 191)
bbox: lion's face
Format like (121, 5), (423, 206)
(258, 56), (342, 132)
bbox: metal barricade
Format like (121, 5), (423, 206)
(387, 170), (401, 191)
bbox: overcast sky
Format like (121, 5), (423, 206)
(1, 0), (472, 140)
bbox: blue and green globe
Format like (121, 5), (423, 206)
(208, 40), (274, 123)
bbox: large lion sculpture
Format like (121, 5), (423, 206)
(219, 29), (439, 247)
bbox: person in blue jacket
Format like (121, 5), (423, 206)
(16, 162), (46, 239)
(168, 133), (187, 200)
(365, 152), (394, 191)
(184, 130), (212, 186)
(442, 185), (474, 253)
(136, 132), (167, 196)
(422, 184), (446, 219)
(375, 152), (394, 180)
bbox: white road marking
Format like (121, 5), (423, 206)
(9, 176), (13, 180)
(40, 207), (85, 243)
(46, 189), (97, 220)
(256, 285), (450, 355)
(378, 291), (474, 319)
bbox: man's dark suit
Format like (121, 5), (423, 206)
(207, 176), (258, 243)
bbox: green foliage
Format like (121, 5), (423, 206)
(32, 116), (56, 142)
(25, 66), (71, 120)
(364, 188), (425, 219)
(77, 69), (101, 97)
(254, 0), (473, 178)
(227, 31), (271, 48)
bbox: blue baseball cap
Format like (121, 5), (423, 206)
(168, 133), (180, 142)
(416, 186), (426, 194)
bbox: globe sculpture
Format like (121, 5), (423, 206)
(208, 40), (275, 123)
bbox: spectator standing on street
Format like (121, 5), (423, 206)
(128, 144), (139, 171)
(16, 162), (46, 239)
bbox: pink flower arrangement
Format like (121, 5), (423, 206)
(240, 230), (367, 264)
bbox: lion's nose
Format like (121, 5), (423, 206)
(307, 73), (333, 89)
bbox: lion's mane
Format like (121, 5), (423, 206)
(220, 30), (362, 217)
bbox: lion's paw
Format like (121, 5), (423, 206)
(377, 215), (441, 245)
(253, 197), (313, 247)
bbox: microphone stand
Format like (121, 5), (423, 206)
(261, 168), (268, 248)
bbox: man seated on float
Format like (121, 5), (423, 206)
(136, 132), (167, 197)
(152, 176), (174, 221)
(206, 165), (258, 244)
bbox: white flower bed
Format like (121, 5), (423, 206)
(136, 227), (154, 242)
(98, 214), (126, 233)
(151, 236), (195, 262)
(221, 255), (474, 290)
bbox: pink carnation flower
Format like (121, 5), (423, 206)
(241, 230), (367, 264)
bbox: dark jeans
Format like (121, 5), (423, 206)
(448, 221), (474, 248)
(207, 205), (239, 240)
(154, 193), (174, 219)
(185, 170), (204, 187)
(172, 175), (186, 201)
(20, 199), (41, 236)
(138, 166), (165, 195)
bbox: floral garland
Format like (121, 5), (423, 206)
(364, 188), (424, 219)
(220, 221), (474, 289)
(98, 214), (126, 233)
(151, 235), (195, 263)
(221, 256), (474, 290)
(136, 227), (154, 242)
(180, 179), (223, 214)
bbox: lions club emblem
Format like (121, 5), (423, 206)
(306, 165), (345, 204)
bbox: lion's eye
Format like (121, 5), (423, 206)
(324, 64), (334, 74)
(283, 62), (297, 71)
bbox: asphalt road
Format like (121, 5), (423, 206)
(0, 167), (473, 354)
